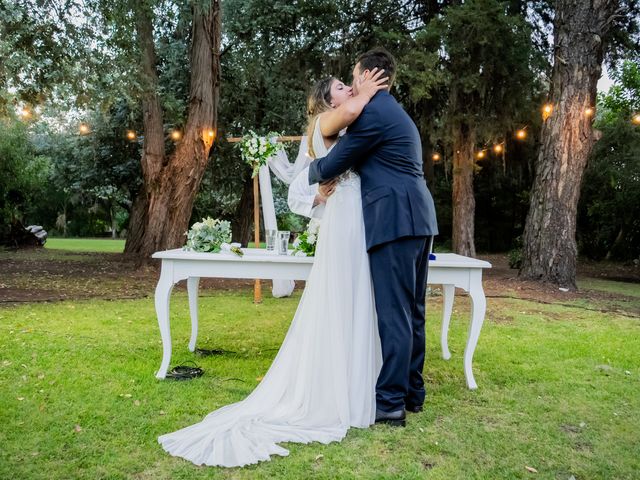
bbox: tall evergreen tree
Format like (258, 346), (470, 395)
(415, 0), (541, 256)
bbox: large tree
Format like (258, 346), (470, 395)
(577, 60), (640, 261)
(124, 0), (221, 258)
(519, 0), (636, 287)
(414, 0), (540, 256)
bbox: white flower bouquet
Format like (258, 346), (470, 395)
(292, 218), (320, 257)
(239, 130), (282, 178)
(184, 217), (235, 254)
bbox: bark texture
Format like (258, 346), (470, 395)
(451, 122), (476, 257)
(125, 0), (221, 260)
(231, 174), (254, 247)
(520, 0), (619, 288)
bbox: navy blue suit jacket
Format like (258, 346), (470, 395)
(308, 90), (438, 250)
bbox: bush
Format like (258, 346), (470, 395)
(508, 247), (522, 269)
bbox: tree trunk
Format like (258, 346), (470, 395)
(231, 172), (254, 246)
(421, 135), (435, 188)
(124, 0), (221, 260)
(451, 121), (476, 257)
(519, 0), (618, 288)
(605, 226), (625, 260)
(111, 205), (117, 239)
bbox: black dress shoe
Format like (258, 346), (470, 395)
(405, 403), (423, 413)
(375, 409), (406, 427)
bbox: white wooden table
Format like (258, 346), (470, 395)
(152, 248), (491, 389)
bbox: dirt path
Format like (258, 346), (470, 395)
(1, 249), (638, 316)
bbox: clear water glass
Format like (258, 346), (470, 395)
(266, 229), (278, 251)
(277, 231), (290, 255)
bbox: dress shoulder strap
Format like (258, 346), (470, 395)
(312, 116), (329, 159)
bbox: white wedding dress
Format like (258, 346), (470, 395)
(158, 118), (382, 467)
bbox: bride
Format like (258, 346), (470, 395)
(158, 69), (389, 468)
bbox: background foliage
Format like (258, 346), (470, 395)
(1, 0), (638, 259)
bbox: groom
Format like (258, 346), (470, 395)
(308, 48), (438, 427)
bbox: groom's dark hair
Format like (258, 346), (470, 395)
(356, 47), (397, 87)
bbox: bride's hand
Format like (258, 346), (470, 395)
(318, 178), (338, 200)
(355, 67), (389, 100)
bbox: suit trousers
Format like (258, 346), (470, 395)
(368, 235), (431, 413)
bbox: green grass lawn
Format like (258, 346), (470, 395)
(1, 287), (639, 479)
(43, 239), (279, 253)
(46, 237), (126, 253)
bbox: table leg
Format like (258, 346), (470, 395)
(155, 264), (175, 379)
(187, 276), (200, 352)
(441, 284), (455, 360)
(464, 272), (487, 390)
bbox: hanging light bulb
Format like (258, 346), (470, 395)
(542, 103), (553, 120)
(476, 150), (486, 159)
(79, 123), (90, 135)
(170, 130), (182, 141)
(584, 107), (594, 117)
(632, 114), (640, 125)
(494, 144), (503, 154)
(20, 107), (31, 119)
(516, 129), (527, 140)
(202, 128), (216, 145)
(432, 153), (441, 161)
(126, 130), (136, 140)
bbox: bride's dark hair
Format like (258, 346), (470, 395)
(306, 76), (334, 159)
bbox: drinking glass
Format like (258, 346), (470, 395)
(266, 229), (278, 252)
(277, 231), (290, 255)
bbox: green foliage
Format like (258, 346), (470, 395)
(0, 0), (114, 113)
(292, 218), (320, 256)
(0, 118), (50, 226)
(508, 248), (523, 269)
(508, 236), (524, 269)
(1, 0), (638, 257)
(412, 0), (545, 144)
(184, 217), (232, 253)
(578, 60), (640, 261)
(23, 102), (142, 237)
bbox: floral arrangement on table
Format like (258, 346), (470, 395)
(184, 217), (242, 256)
(292, 218), (320, 257)
(239, 130), (282, 178)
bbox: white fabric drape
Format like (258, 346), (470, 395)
(259, 136), (314, 298)
(287, 166), (324, 219)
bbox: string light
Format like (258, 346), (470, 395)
(170, 130), (182, 141)
(493, 144), (503, 154)
(542, 103), (553, 120)
(476, 150), (486, 159)
(202, 128), (216, 146)
(126, 130), (136, 140)
(584, 107), (594, 117)
(632, 114), (640, 125)
(432, 153), (441, 161)
(516, 129), (527, 140)
(79, 123), (90, 135)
